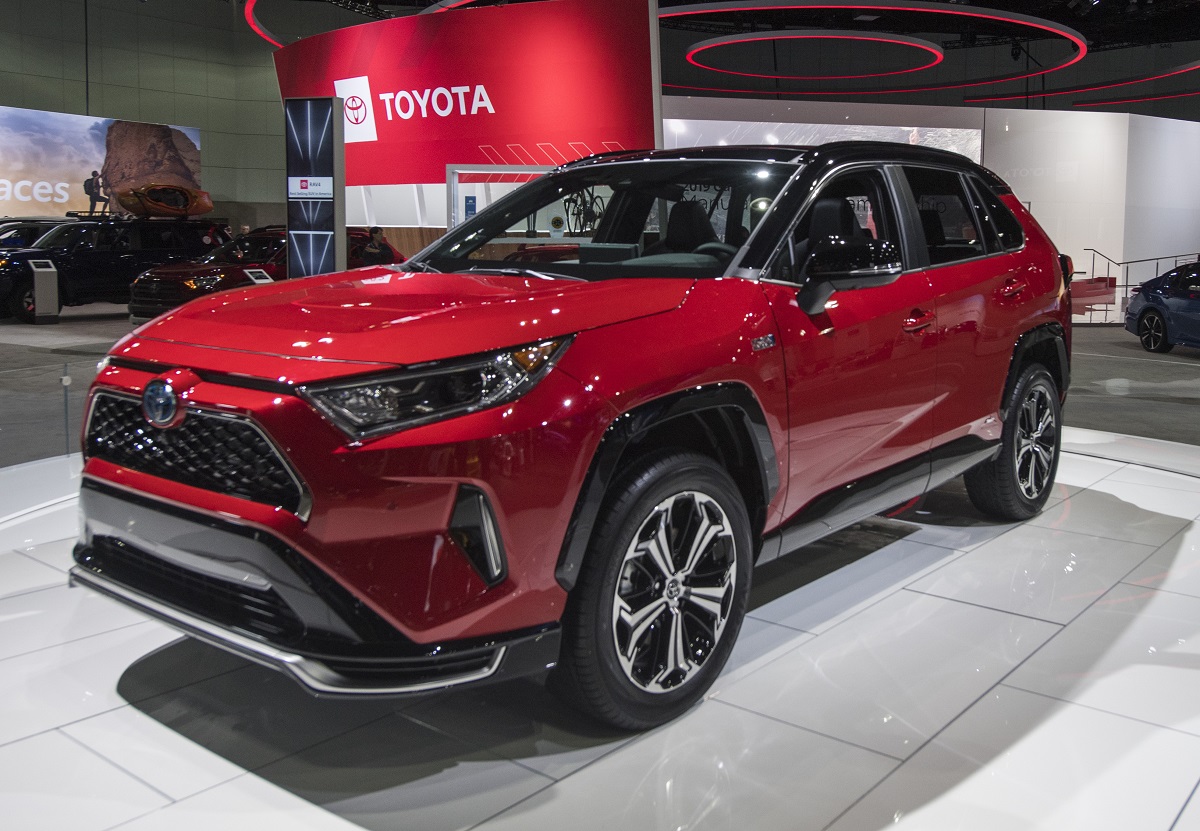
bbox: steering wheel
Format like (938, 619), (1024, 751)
(693, 242), (738, 263)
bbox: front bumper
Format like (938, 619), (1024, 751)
(72, 479), (560, 695)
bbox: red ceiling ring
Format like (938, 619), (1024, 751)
(965, 58), (1200, 104)
(687, 30), (944, 81)
(244, 0), (284, 49)
(1076, 88), (1200, 108)
(662, 1), (1087, 95)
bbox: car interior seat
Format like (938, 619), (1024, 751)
(644, 200), (718, 255)
(795, 196), (864, 270)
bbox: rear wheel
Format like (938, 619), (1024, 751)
(551, 450), (752, 730)
(1138, 310), (1173, 353)
(965, 364), (1061, 521)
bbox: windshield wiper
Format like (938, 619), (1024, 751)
(402, 260), (441, 273)
(465, 266), (584, 282)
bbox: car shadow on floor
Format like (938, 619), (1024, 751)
(114, 479), (1194, 830)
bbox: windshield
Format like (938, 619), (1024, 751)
(419, 159), (798, 280)
(201, 234), (285, 264)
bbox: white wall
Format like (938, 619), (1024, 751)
(1123, 114), (1200, 284)
(980, 108), (1131, 283)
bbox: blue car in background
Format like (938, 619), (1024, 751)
(1125, 262), (1200, 353)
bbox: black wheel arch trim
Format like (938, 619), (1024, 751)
(554, 383), (779, 592)
(1000, 323), (1070, 421)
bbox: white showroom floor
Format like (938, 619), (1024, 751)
(3, 426), (1200, 830)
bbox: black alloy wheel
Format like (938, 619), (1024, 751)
(551, 450), (752, 730)
(965, 364), (1061, 521)
(1138, 310), (1173, 353)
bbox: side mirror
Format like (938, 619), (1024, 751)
(798, 238), (903, 315)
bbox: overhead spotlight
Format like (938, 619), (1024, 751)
(1011, 40), (1022, 61)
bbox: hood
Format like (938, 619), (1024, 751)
(138, 261), (238, 281)
(131, 267), (692, 367)
(0, 246), (42, 261)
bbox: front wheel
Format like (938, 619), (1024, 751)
(965, 364), (1061, 521)
(1138, 310), (1173, 353)
(551, 450), (752, 730)
(8, 280), (60, 324)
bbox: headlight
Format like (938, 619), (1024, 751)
(299, 338), (571, 438)
(183, 274), (224, 291)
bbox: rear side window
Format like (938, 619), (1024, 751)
(1173, 266), (1200, 292)
(174, 225), (214, 248)
(901, 166), (985, 266)
(138, 225), (179, 250)
(967, 175), (1025, 253)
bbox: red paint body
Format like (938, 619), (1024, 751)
(75, 144), (1072, 696)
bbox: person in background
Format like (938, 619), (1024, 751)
(360, 226), (395, 265)
(84, 171), (105, 214)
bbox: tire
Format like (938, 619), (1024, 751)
(965, 364), (1061, 521)
(8, 279), (59, 324)
(551, 450), (752, 730)
(9, 280), (35, 323)
(1137, 309), (1173, 353)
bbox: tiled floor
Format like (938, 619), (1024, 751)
(3, 428), (1200, 830)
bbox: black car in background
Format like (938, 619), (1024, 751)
(0, 217), (226, 322)
(0, 217), (72, 249)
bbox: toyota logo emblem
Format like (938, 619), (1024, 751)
(345, 96), (367, 125)
(142, 379), (179, 428)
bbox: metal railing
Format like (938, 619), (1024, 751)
(1074, 248), (1200, 324)
(0, 359), (100, 469)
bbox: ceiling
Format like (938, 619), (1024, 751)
(312, 0), (1200, 48)
(286, 0), (1200, 110)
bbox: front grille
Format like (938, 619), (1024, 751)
(85, 391), (305, 514)
(78, 535), (305, 644)
(131, 279), (184, 303)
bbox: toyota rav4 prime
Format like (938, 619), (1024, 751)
(72, 143), (1071, 729)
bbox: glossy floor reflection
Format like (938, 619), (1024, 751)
(3, 428), (1200, 830)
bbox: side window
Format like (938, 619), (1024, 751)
(771, 169), (897, 284)
(137, 225), (178, 250)
(902, 166), (985, 266)
(967, 175), (1025, 252)
(95, 225), (129, 251)
(1181, 267), (1200, 293)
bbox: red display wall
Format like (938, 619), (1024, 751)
(274, 0), (660, 186)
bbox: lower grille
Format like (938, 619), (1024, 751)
(78, 535), (305, 644)
(85, 391), (305, 515)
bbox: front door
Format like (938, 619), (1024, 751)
(763, 167), (938, 521)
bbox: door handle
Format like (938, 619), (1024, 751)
(1001, 277), (1027, 298)
(902, 309), (935, 333)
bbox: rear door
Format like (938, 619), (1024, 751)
(897, 165), (1037, 450)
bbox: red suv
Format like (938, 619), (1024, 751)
(72, 143), (1071, 729)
